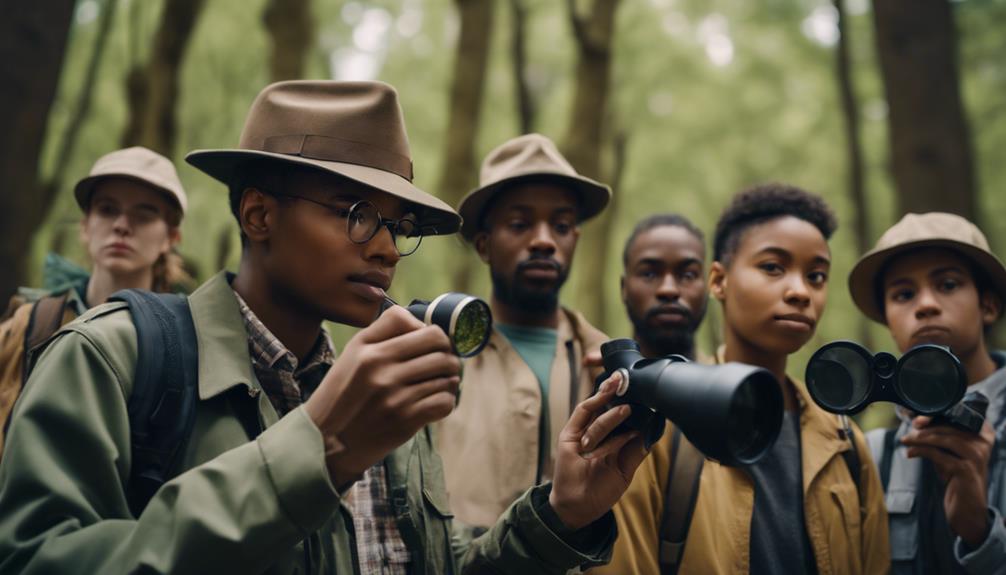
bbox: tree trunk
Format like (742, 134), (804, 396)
(562, 0), (621, 328)
(509, 0), (535, 133)
(47, 0), (121, 207)
(121, 0), (207, 156)
(0, 0), (76, 301)
(872, 0), (977, 219)
(834, 0), (874, 349)
(437, 0), (494, 293)
(263, 0), (314, 82)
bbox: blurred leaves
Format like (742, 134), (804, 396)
(20, 0), (1006, 427)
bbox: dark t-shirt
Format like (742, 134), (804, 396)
(748, 410), (818, 575)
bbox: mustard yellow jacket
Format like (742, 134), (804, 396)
(591, 378), (891, 575)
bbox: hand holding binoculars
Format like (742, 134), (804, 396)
(595, 339), (784, 467)
(805, 341), (988, 433)
(381, 293), (492, 357)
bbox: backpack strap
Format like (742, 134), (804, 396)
(839, 415), (863, 505)
(22, 294), (70, 383)
(108, 289), (199, 516)
(658, 427), (704, 574)
(879, 427), (897, 492)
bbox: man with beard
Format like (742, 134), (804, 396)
(620, 213), (708, 360)
(434, 134), (615, 530)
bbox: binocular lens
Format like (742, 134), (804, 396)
(452, 299), (492, 357)
(806, 346), (872, 412)
(897, 347), (963, 414)
(727, 374), (783, 464)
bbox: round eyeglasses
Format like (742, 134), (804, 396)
(271, 193), (423, 256)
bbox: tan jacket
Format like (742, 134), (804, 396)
(592, 378), (891, 575)
(0, 294), (81, 455)
(435, 308), (608, 528)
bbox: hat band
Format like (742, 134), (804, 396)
(262, 134), (414, 181)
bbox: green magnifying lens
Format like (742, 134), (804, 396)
(383, 293), (493, 357)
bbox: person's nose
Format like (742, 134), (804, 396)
(112, 212), (131, 236)
(363, 224), (401, 268)
(656, 274), (680, 302)
(527, 221), (557, 256)
(782, 274), (811, 308)
(914, 286), (942, 320)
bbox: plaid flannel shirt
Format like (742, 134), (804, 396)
(234, 290), (411, 574)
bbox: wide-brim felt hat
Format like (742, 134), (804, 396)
(849, 211), (1006, 323)
(456, 133), (611, 241)
(186, 80), (460, 235)
(74, 146), (188, 216)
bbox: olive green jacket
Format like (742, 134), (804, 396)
(0, 272), (614, 574)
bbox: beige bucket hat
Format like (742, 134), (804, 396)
(74, 146), (188, 215)
(186, 80), (460, 235)
(849, 212), (1006, 323)
(456, 133), (611, 240)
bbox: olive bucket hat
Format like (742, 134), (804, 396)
(74, 146), (188, 216)
(849, 212), (1006, 323)
(186, 80), (460, 235)
(456, 133), (611, 241)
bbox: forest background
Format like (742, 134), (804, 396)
(3, 0), (1004, 429)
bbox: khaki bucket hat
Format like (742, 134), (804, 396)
(74, 146), (188, 215)
(849, 212), (1006, 323)
(456, 133), (611, 240)
(186, 80), (460, 235)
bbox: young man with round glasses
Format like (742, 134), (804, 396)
(0, 81), (647, 574)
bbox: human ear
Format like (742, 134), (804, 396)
(709, 261), (727, 301)
(240, 188), (273, 243)
(474, 232), (490, 263)
(979, 290), (1003, 326)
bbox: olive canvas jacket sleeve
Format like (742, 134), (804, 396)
(0, 273), (615, 575)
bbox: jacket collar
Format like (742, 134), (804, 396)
(713, 347), (851, 484)
(188, 271), (259, 400)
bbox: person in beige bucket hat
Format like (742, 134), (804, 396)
(436, 133), (623, 530)
(0, 81), (647, 574)
(0, 146), (187, 457)
(852, 212), (1006, 574)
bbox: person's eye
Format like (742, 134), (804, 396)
(939, 277), (961, 292)
(638, 269), (658, 281)
(681, 269), (700, 281)
(889, 288), (914, 303)
(808, 271), (828, 285)
(507, 220), (528, 232)
(96, 203), (118, 217)
(758, 262), (784, 275)
(553, 221), (574, 235)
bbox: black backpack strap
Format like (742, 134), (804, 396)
(109, 289), (198, 516)
(879, 427), (897, 492)
(839, 416), (863, 505)
(658, 427), (704, 574)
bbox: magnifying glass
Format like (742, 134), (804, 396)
(383, 293), (493, 357)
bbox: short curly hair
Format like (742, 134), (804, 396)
(713, 183), (837, 264)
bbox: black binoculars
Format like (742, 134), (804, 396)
(382, 293), (492, 357)
(805, 341), (988, 432)
(596, 339), (784, 467)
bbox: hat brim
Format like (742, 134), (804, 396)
(457, 172), (611, 241)
(185, 149), (461, 236)
(74, 172), (185, 215)
(849, 238), (1006, 324)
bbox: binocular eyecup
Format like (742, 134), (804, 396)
(805, 340), (987, 433)
(596, 339), (784, 467)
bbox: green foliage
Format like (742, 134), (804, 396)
(27, 0), (1006, 428)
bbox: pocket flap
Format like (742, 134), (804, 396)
(885, 489), (915, 514)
